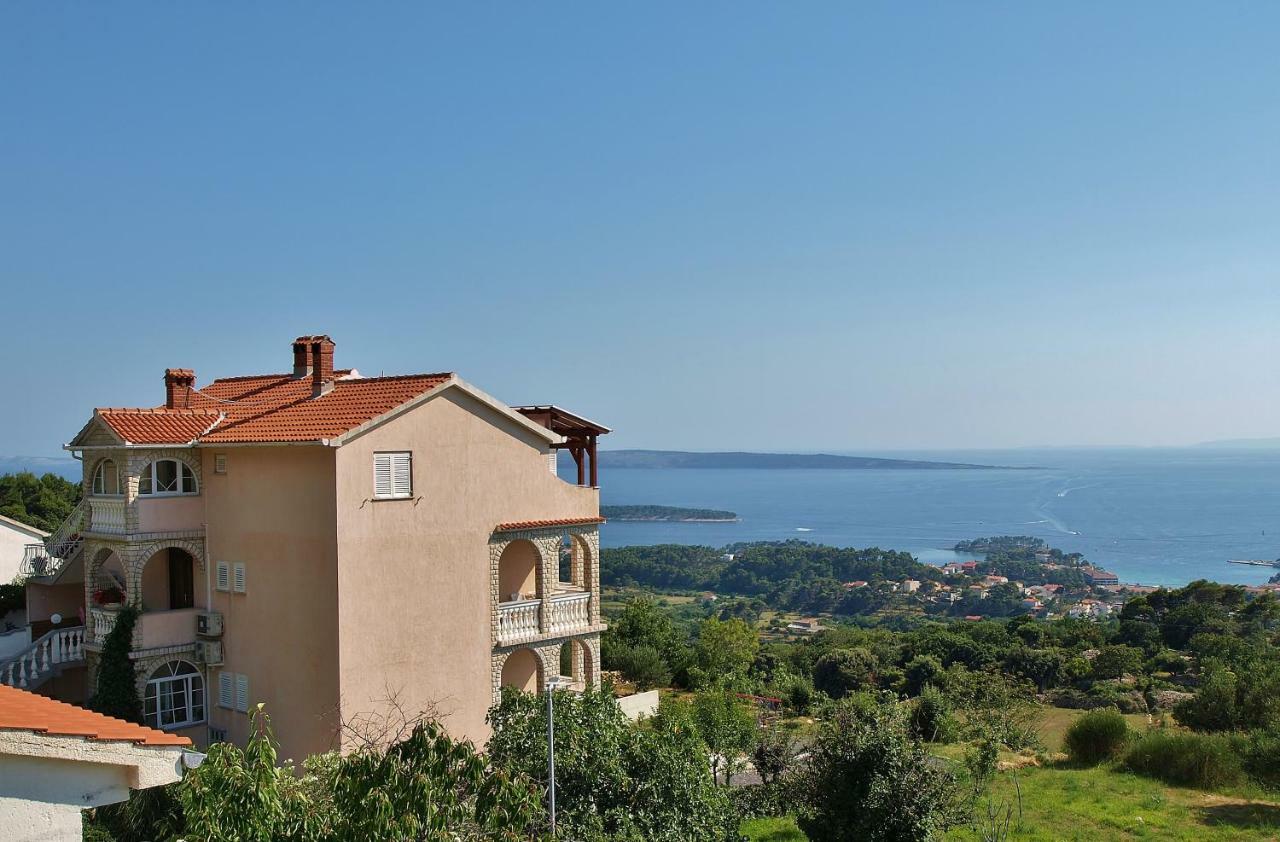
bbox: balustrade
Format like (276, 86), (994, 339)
(0, 627), (85, 688)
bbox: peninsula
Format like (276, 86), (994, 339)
(600, 449), (1009, 470)
(602, 505), (738, 522)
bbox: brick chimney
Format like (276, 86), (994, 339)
(310, 335), (335, 397)
(164, 369), (196, 409)
(292, 338), (311, 378)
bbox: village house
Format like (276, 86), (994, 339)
(1081, 566), (1120, 586)
(1, 336), (610, 762)
(786, 618), (824, 635)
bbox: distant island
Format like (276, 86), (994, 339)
(601, 449), (1011, 470)
(602, 505), (738, 522)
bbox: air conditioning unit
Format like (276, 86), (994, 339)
(196, 612), (224, 638)
(195, 640), (224, 665)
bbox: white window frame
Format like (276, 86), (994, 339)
(232, 563), (246, 594)
(138, 458), (199, 497)
(92, 459), (123, 497)
(373, 451), (413, 500)
(235, 673), (250, 713)
(216, 562), (230, 592)
(144, 660), (205, 730)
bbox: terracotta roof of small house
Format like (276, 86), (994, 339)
(0, 684), (191, 747)
(494, 516), (607, 532)
(91, 372), (453, 445)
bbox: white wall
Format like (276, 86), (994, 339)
(0, 516), (46, 585)
(0, 754), (127, 842)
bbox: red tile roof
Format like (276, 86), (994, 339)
(494, 516), (606, 532)
(93, 371), (453, 445)
(0, 684), (191, 747)
(97, 408), (222, 444)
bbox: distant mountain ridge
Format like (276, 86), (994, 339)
(1194, 437), (1280, 449)
(600, 449), (1009, 470)
(0, 456), (81, 480)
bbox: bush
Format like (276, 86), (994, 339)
(1123, 730), (1246, 790)
(609, 643), (672, 690)
(1243, 729), (1280, 791)
(812, 648), (876, 699)
(909, 685), (958, 743)
(794, 700), (963, 842)
(1064, 708), (1131, 765)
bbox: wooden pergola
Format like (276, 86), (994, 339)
(514, 405), (611, 488)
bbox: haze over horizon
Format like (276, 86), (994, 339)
(3, 4), (1279, 457)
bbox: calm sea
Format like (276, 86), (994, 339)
(584, 448), (1280, 588)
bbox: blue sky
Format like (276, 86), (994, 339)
(2, 3), (1279, 456)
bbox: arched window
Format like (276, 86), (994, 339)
(138, 459), (198, 496)
(144, 660), (205, 729)
(92, 459), (122, 496)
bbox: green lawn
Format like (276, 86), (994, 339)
(741, 816), (806, 841)
(740, 705), (1280, 841)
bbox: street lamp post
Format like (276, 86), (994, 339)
(546, 677), (564, 835)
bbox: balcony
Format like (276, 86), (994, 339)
(495, 592), (592, 647)
(90, 606), (200, 649)
(87, 497), (127, 535)
(497, 599), (540, 646)
(545, 591), (590, 636)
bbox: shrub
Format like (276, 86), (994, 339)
(1243, 729), (1280, 791)
(1123, 730), (1246, 790)
(1174, 667), (1239, 731)
(1064, 708), (1131, 765)
(910, 685), (958, 743)
(794, 700), (963, 842)
(609, 643), (672, 690)
(88, 605), (142, 723)
(812, 648), (876, 699)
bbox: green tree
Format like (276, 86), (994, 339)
(88, 606), (142, 723)
(690, 690), (758, 786)
(694, 617), (759, 686)
(902, 654), (944, 697)
(812, 648), (876, 699)
(486, 686), (736, 841)
(609, 643), (672, 690)
(0, 471), (81, 533)
(794, 699), (962, 842)
(1174, 666), (1239, 732)
(1091, 645), (1145, 680)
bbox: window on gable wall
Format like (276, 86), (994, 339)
(138, 459), (198, 496)
(92, 459), (122, 496)
(373, 452), (412, 499)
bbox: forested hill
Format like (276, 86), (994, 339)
(600, 450), (1008, 469)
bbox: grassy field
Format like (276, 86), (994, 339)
(739, 706), (1280, 841)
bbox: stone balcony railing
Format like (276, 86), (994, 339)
(496, 599), (541, 646)
(87, 496), (127, 535)
(545, 591), (591, 636)
(496, 592), (593, 646)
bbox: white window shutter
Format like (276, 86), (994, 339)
(235, 674), (249, 712)
(233, 563), (246, 594)
(219, 672), (234, 708)
(216, 562), (230, 592)
(373, 453), (393, 498)
(391, 452), (412, 498)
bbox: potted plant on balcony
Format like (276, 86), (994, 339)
(93, 586), (125, 607)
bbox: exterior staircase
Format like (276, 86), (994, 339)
(20, 498), (87, 580)
(0, 626), (86, 689)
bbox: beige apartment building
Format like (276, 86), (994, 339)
(3, 335), (609, 761)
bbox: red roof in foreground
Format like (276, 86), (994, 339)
(494, 516), (606, 532)
(0, 684), (191, 747)
(93, 371), (453, 445)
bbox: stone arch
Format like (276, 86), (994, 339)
(138, 546), (198, 611)
(125, 448), (202, 500)
(498, 647), (545, 694)
(127, 538), (206, 609)
(497, 539), (542, 602)
(86, 545), (128, 602)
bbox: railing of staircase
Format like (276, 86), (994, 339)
(0, 626), (85, 688)
(20, 499), (87, 577)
